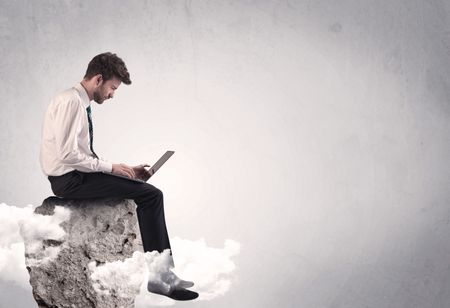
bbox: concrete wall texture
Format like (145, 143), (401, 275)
(1, 1), (449, 307)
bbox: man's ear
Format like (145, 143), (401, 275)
(95, 74), (103, 86)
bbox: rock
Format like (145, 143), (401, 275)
(25, 196), (143, 308)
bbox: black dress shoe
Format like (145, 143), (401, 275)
(167, 288), (199, 301)
(147, 282), (199, 301)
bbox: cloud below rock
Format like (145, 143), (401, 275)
(0, 202), (241, 305)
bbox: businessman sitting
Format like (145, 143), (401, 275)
(39, 52), (197, 300)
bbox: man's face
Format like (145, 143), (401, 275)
(93, 76), (121, 104)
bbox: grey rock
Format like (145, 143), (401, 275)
(26, 197), (143, 308)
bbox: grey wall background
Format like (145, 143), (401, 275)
(1, 0), (450, 307)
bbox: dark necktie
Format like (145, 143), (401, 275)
(86, 106), (99, 159)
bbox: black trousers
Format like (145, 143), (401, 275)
(48, 170), (172, 255)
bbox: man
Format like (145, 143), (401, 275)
(39, 52), (198, 301)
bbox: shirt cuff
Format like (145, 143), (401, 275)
(98, 160), (113, 173)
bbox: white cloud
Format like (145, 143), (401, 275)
(0, 203), (240, 306)
(170, 237), (241, 300)
(0, 241), (29, 289)
(90, 238), (241, 306)
(19, 205), (71, 267)
(88, 250), (172, 301)
(0, 203), (71, 288)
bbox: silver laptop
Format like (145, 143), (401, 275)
(102, 150), (175, 183)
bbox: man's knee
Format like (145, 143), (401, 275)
(137, 184), (163, 201)
(134, 185), (164, 211)
(147, 184), (163, 197)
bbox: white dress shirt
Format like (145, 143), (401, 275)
(40, 83), (113, 176)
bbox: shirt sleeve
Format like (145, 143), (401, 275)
(53, 99), (113, 173)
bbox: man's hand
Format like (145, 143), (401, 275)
(112, 163), (137, 179)
(132, 164), (153, 181)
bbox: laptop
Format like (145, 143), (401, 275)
(102, 150), (175, 183)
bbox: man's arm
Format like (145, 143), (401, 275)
(113, 163), (137, 179)
(53, 98), (139, 179)
(53, 99), (112, 173)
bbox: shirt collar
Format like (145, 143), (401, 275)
(74, 83), (91, 108)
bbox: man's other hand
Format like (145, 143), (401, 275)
(112, 163), (137, 179)
(132, 164), (152, 181)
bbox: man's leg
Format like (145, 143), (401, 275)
(48, 170), (171, 254)
(48, 170), (197, 300)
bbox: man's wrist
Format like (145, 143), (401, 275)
(98, 160), (113, 173)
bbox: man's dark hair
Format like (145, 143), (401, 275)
(84, 52), (132, 85)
